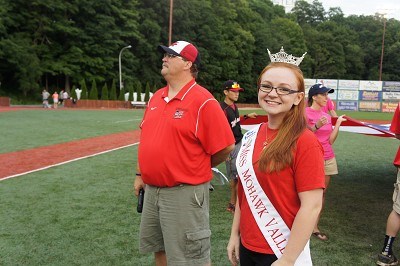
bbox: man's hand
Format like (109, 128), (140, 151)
(134, 176), (145, 197)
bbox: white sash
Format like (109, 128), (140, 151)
(237, 124), (312, 265)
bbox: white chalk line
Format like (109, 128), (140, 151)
(114, 119), (141, 123)
(0, 142), (140, 182)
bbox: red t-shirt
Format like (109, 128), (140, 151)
(138, 79), (235, 187)
(238, 123), (326, 254)
(391, 103), (400, 166)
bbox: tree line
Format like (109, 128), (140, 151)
(0, 0), (399, 103)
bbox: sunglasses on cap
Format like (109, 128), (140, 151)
(163, 53), (187, 61)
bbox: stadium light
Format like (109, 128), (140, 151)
(379, 16), (386, 81)
(119, 45), (132, 90)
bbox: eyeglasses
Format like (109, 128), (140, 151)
(163, 53), (187, 61)
(258, 84), (299, 95)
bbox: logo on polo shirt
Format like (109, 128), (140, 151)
(173, 109), (185, 119)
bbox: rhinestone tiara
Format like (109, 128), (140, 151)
(267, 46), (307, 66)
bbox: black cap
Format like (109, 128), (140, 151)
(223, 80), (244, 92)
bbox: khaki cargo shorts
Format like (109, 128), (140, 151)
(393, 169), (400, 214)
(139, 182), (211, 266)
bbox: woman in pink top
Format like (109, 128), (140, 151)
(322, 97), (338, 117)
(306, 83), (346, 241)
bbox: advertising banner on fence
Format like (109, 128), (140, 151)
(317, 79), (338, 100)
(304, 79), (317, 97)
(382, 81), (400, 101)
(382, 81), (400, 91)
(383, 91), (400, 101)
(382, 101), (399, 113)
(338, 101), (358, 111)
(306, 79), (400, 113)
(338, 80), (359, 91)
(338, 90), (358, 100)
(359, 80), (382, 91)
(304, 79), (317, 90)
(359, 91), (382, 101)
(359, 101), (381, 111)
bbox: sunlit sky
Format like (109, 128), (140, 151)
(318, 0), (400, 20)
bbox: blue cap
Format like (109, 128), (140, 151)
(308, 84), (334, 98)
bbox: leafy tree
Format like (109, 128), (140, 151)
(0, 37), (41, 97)
(89, 79), (98, 100)
(343, 44), (365, 79)
(0, 0), (141, 99)
(101, 83), (108, 100)
(270, 17), (308, 62)
(291, 0), (313, 26)
(70, 85), (77, 100)
(303, 25), (346, 79)
(135, 81), (142, 101)
(379, 19), (400, 81)
(315, 20), (364, 79)
(291, 0), (326, 26)
(109, 79), (117, 100)
(118, 87), (125, 101)
(327, 7), (345, 23)
(134, 0), (164, 86)
(345, 15), (386, 80)
(144, 82), (151, 102)
(127, 82), (133, 101)
(80, 79), (88, 99)
(384, 42), (400, 81)
(1, 0), (400, 103)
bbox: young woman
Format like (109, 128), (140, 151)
(227, 60), (326, 266)
(322, 96), (338, 117)
(306, 84), (346, 241)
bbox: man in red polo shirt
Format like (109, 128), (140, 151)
(377, 102), (400, 266)
(134, 40), (234, 266)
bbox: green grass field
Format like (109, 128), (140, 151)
(0, 109), (144, 153)
(0, 108), (397, 265)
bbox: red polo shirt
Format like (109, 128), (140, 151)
(391, 103), (400, 166)
(138, 79), (235, 187)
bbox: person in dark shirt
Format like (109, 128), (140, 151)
(220, 80), (257, 213)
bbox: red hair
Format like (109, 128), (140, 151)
(257, 62), (307, 172)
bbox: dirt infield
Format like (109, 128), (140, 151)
(0, 106), (43, 112)
(0, 130), (141, 180)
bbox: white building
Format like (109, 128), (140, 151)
(272, 0), (297, 12)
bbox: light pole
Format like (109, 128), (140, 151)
(119, 45), (132, 90)
(379, 17), (386, 81)
(169, 0), (173, 45)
